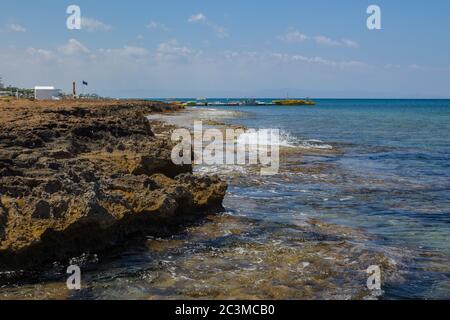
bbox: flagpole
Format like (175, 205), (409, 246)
(82, 81), (88, 98)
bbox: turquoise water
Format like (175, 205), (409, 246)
(3, 99), (448, 300)
(203, 99), (450, 299)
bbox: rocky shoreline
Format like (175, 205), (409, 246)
(0, 100), (227, 271)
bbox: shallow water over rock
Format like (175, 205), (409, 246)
(2, 101), (449, 300)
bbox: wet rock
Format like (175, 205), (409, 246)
(48, 149), (72, 159)
(43, 180), (62, 194)
(51, 198), (69, 219)
(80, 171), (97, 183)
(17, 136), (45, 149)
(0, 99), (225, 270)
(0, 206), (6, 242)
(0, 167), (22, 177)
(32, 200), (52, 219)
(48, 163), (62, 171)
(131, 155), (192, 178)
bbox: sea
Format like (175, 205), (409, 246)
(2, 99), (449, 300)
(197, 99), (450, 299)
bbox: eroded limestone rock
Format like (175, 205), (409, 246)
(0, 100), (227, 269)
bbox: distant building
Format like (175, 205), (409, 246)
(0, 77), (4, 90)
(34, 86), (61, 100)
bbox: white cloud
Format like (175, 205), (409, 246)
(409, 64), (427, 71)
(278, 31), (309, 43)
(188, 13), (206, 23)
(279, 30), (359, 48)
(97, 46), (148, 64)
(4, 39), (449, 99)
(81, 17), (112, 32)
(188, 13), (228, 39)
(341, 39), (359, 49)
(147, 21), (169, 31)
(107, 46), (148, 58)
(266, 52), (366, 68)
(290, 54), (367, 68)
(221, 51), (367, 69)
(156, 39), (198, 63)
(7, 23), (26, 32)
(384, 64), (402, 69)
(26, 48), (59, 63)
(157, 39), (192, 55)
(58, 39), (90, 55)
(19, 39), (368, 73)
(314, 35), (341, 47)
(314, 36), (359, 48)
(222, 50), (260, 62)
(213, 26), (228, 39)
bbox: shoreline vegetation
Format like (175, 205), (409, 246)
(0, 99), (227, 273)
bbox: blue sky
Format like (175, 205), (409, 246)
(1, 0), (449, 98)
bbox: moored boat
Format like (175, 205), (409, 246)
(272, 99), (316, 106)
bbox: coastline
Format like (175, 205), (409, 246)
(142, 107), (404, 299)
(0, 102), (401, 299)
(0, 100), (227, 273)
(4, 103), (445, 299)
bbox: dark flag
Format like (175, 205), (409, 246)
(82, 81), (88, 86)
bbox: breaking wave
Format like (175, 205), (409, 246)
(237, 130), (333, 150)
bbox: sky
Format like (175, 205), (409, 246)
(0, 0), (449, 98)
